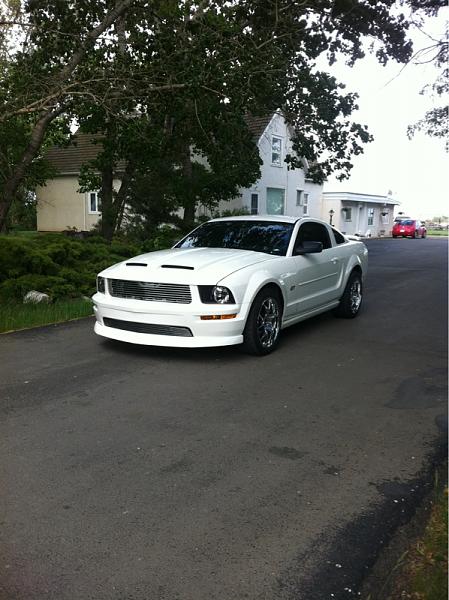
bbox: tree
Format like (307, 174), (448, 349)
(1, 0), (435, 233)
(407, 30), (448, 148)
(68, 0), (418, 238)
(0, 0), (137, 230)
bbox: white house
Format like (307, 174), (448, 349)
(321, 191), (400, 237)
(214, 112), (323, 218)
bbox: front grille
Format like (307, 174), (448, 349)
(104, 317), (193, 337)
(108, 279), (192, 303)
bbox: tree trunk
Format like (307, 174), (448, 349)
(0, 0), (133, 230)
(114, 161), (135, 233)
(0, 107), (63, 231)
(182, 147), (196, 228)
(99, 164), (115, 242)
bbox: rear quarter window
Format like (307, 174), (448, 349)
(332, 228), (347, 244)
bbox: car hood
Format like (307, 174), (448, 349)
(99, 247), (278, 285)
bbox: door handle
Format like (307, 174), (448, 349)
(331, 257), (339, 264)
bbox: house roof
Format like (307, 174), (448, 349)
(44, 133), (125, 174)
(323, 191), (400, 206)
(244, 114), (273, 140)
(45, 115), (274, 175)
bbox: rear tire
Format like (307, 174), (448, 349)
(242, 287), (282, 355)
(333, 271), (363, 319)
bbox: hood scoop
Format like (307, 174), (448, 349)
(161, 264), (194, 270)
(126, 262), (147, 267)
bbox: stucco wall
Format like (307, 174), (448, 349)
(321, 194), (397, 237)
(36, 177), (120, 232)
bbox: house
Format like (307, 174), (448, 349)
(36, 134), (123, 232)
(320, 191), (400, 238)
(211, 112), (323, 218)
(36, 112), (323, 232)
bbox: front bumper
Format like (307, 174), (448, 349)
(92, 293), (246, 348)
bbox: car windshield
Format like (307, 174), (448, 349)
(176, 220), (295, 256)
(398, 220), (414, 225)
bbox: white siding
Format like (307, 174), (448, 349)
(321, 192), (400, 237)
(218, 113), (323, 218)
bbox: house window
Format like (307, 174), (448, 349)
(303, 192), (309, 215)
(266, 187), (285, 215)
(296, 190), (309, 215)
(250, 193), (258, 215)
(88, 191), (100, 214)
(344, 207), (352, 221)
(381, 210), (390, 225)
(271, 136), (282, 166)
(368, 208), (375, 226)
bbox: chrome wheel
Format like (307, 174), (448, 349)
(256, 297), (280, 348)
(349, 279), (362, 314)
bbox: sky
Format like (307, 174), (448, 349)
(323, 7), (448, 220)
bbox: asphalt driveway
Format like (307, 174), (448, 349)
(0, 238), (447, 600)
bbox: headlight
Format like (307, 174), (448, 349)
(198, 285), (235, 304)
(97, 276), (106, 294)
(213, 286), (231, 303)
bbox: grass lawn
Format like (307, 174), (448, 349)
(427, 229), (448, 237)
(387, 484), (448, 600)
(0, 298), (94, 333)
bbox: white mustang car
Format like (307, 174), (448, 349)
(93, 216), (368, 355)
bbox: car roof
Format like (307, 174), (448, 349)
(209, 215), (302, 224)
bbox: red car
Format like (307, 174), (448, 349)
(392, 219), (427, 238)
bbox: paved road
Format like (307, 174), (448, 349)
(0, 238), (447, 600)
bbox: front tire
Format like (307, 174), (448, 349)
(242, 287), (282, 355)
(334, 271), (363, 319)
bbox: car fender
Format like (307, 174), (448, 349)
(342, 246), (368, 288)
(218, 268), (288, 321)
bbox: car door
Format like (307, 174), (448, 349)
(287, 221), (343, 316)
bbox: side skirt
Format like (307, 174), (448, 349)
(281, 300), (340, 330)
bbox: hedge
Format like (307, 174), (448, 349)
(0, 233), (160, 302)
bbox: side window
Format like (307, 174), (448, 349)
(332, 228), (347, 245)
(294, 222), (332, 251)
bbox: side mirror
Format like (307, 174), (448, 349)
(294, 241), (323, 255)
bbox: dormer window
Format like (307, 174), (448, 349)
(271, 136), (282, 166)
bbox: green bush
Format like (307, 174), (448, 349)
(0, 233), (142, 302)
(0, 226), (200, 303)
(0, 274), (76, 301)
(141, 226), (182, 252)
